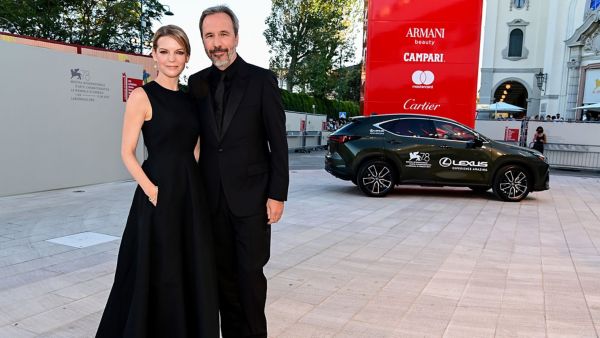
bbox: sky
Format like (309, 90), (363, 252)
(151, 0), (363, 81)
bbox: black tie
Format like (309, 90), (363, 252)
(214, 72), (226, 131)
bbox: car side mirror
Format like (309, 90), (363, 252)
(467, 137), (484, 149)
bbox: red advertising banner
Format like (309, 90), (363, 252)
(361, 0), (483, 127)
(122, 73), (143, 102)
(504, 127), (520, 142)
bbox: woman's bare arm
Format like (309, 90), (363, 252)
(120, 87), (158, 205)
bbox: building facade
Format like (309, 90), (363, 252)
(480, 0), (600, 120)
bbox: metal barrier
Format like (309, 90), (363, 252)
(477, 119), (600, 170)
(544, 143), (600, 169)
(304, 131), (321, 148)
(287, 131), (304, 150)
(287, 131), (330, 152)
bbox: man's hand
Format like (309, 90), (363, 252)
(266, 198), (284, 224)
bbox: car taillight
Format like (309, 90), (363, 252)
(328, 135), (361, 143)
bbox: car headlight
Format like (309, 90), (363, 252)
(535, 153), (547, 163)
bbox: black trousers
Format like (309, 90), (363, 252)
(213, 187), (271, 338)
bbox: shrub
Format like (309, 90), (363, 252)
(280, 89), (359, 118)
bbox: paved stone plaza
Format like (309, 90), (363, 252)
(1, 169), (599, 337)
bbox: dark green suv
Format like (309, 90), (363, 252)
(325, 114), (549, 201)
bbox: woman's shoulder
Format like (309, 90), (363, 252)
(127, 87), (150, 104)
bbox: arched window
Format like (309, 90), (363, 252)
(508, 29), (523, 57)
(513, 0), (526, 9)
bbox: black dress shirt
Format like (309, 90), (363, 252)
(209, 56), (241, 130)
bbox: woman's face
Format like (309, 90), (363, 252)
(537, 128), (543, 133)
(152, 36), (189, 79)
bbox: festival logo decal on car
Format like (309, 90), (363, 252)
(406, 152), (431, 168)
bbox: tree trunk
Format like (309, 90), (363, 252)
(286, 54), (297, 91)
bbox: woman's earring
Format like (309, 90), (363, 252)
(153, 63), (157, 69)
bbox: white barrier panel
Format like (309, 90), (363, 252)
(285, 111), (326, 132)
(474, 120), (522, 141)
(475, 120), (600, 146)
(0, 41), (143, 196)
(526, 121), (600, 146)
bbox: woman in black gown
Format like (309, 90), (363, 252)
(532, 126), (547, 153)
(96, 25), (218, 338)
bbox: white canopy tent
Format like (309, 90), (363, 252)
(572, 102), (600, 111)
(476, 102), (525, 119)
(477, 102), (526, 112)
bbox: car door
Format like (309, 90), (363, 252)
(428, 120), (492, 185)
(378, 118), (438, 183)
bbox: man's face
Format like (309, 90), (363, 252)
(201, 12), (238, 70)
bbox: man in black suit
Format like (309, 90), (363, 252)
(187, 5), (289, 338)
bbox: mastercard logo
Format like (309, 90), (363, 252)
(411, 70), (435, 85)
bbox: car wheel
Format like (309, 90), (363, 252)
(469, 186), (490, 193)
(493, 165), (530, 202)
(357, 160), (396, 197)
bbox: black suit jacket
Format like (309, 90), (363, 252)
(188, 56), (289, 217)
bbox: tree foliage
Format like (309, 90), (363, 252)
(264, 0), (360, 97)
(332, 63), (361, 102)
(0, 0), (170, 53)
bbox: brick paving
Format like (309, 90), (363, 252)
(0, 170), (599, 337)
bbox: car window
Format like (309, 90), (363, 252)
(434, 121), (476, 141)
(380, 119), (436, 138)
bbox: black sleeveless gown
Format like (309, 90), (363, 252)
(533, 134), (544, 153)
(96, 81), (219, 338)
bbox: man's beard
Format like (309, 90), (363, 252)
(208, 46), (236, 68)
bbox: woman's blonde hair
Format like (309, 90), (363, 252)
(152, 25), (191, 56)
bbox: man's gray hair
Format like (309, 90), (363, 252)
(199, 5), (240, 36)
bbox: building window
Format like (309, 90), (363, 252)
(510, 0), (529, 10)
(592, 0), (600, 10)
(508, 29), (524, 57)
(503, 19), (529, 60)
(513, 0), (526, 9)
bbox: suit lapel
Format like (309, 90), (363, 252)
(220, 57), (249, 139)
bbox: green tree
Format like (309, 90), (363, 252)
(264, 0), (360, 96)
(332, 63), (361, 102)
(0, 0), (170, 54)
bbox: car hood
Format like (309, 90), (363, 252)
(487, 139), (542, 157)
